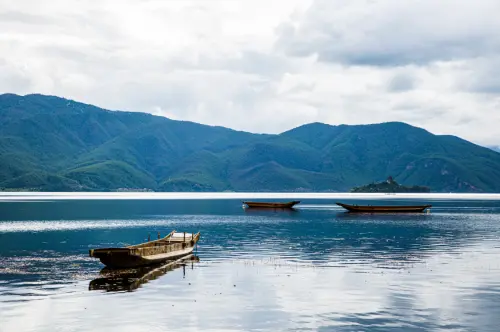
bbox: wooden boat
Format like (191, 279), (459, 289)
(89, 255), (199, 292)
(89, 230), (200, 268)
(242, 200), (300, 209)
(336, 202), (432, 213)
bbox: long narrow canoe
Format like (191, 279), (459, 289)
(89, 230), (200, 268)
(336, 202), (431, 213)
(243, 200), (300, 209)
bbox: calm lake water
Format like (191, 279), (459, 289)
(1, 193), (500, 331)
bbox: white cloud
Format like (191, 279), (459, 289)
(1, 0), (500, 144)
(276, 0), (500, 66)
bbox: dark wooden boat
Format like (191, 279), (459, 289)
(336, 202), (432, 213)
(89, 255), (199, 292)
(89, 230), (200, 268)
(242, 200), (300, 209)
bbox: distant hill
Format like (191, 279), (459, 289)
(1, 93), (500, 192)
(350, 176), (430, 193)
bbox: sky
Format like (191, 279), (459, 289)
(1, 0), (500, 145)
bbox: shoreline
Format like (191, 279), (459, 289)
(2, 192), (500, 200)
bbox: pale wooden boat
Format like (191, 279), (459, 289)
(89, 230), (200, 268)
(89, 255), (199, 292)
(243, 200), (300, 209)
(336, 202), (432, 213)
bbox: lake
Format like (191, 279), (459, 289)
(1, 193), (500, 331)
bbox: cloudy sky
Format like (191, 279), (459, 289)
(1, 0), (500, 145)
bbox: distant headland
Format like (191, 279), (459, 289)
(350, 176), (431, 193)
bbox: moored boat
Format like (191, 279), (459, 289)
(242, 200), (300, 209)
(89, 230), (200, 268)
(336, 202), (431, 213)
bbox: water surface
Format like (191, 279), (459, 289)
(1, 194), (500, 331)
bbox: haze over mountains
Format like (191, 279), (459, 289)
(1, 93), (500, 192)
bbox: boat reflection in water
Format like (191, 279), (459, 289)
(89, 255), (199, 292)
(243, 206), (299, 215)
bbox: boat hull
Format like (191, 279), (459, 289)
(89, 231), (200, 269)
(336, 202), (431, 213)
(243, 200), (300, 209)
(95, 247), (195, 269)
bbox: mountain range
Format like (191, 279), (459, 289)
(1, 93), (500, 192)
(488, 146), (500, 153)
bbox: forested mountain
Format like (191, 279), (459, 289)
(1, 93), (500, 192)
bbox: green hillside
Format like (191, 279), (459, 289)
(281, 122), (500, 192)
(1, 93), (500, 192)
